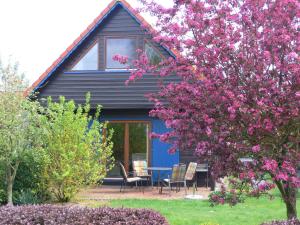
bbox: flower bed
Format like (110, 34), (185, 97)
(0, 204), (168, 225)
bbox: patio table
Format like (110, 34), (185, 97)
(146, 167), (172, 193)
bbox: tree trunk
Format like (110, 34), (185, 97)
(6, 161), (19, 206)
(275, 180), (297, 219)
(285, 186), (297, 219)
(6, 170), (13, 206)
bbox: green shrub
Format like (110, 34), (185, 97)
(43, 94), (113, 202)
(0, 164), (6, 205)
(13, 189), (40, 205)
(13, 152), (51, 204)
(0, 189), (5, 205)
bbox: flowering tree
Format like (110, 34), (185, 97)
(123, 0), (300, 219)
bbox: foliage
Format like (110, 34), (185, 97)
(13, 190), (41, 205)
(209, 177), (275, 206)
(0, 59), (112, 205)
(124, 0), (300, 219)
(42, 94), (113, 202)
(261, 218), (300, 225)
(228, 176), (274, 197)
(0, 205), (168, 225)
(0, 164), (5, 205)
(0, 190), (5, 205)
(0, 59), (47, 205)
(12, 150), (51, 204)
(0, 153), (51, 205)
(209, 185), (244, 206)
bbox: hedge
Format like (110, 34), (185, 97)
(0, 204), (168, 225)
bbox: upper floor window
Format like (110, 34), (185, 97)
(106, 38), (136, 69)
(145, 42), (163, 66)
(72, 43), (98, 70)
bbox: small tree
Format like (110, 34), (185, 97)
(43, 94), (113, 202)
(123, 0), (299, 219)
(0, 59), (46, 205)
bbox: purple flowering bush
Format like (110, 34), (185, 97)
(209, 177), (275, 206)
(261, 218), (300, 225)
(0, 204), (168, 225)
(208, 185), (244, 206)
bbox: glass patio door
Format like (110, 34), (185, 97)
(106, 121), (150, 177)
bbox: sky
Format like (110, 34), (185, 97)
(0, 0), (171, 85)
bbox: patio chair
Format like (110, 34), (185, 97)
(119, 162), (143, 193)
(161, 164), (187, 195)
(132, 160), (152, 187)
(184, 162), (198, 194)
(197, 163), (209, 188)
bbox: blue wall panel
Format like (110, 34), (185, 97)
(151, 119), (179, 167)
(151, 119), (179, 180)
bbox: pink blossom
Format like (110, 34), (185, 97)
(206, 127), (212, 136)
(288, 52), (298, 59)
(248, 171), (255, 179)
(276, 172), (289, 181)
(203, 114), (215, 125)
(282, 161), (296, 175)
(252, 145), (261, 153)
(247, 127), (254, 135)
(262, 159), (278, 173)
(112, 54), (128, 64)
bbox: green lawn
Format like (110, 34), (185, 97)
(108, 195), (297, 225)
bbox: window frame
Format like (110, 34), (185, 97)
(104, 36), (138, 70)
(70, 40), (99, 71)
(144, 39), (165, 66)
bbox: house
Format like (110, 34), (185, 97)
(27, 0), (204, 183)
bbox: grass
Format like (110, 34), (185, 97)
(107, 194), (298, 225)
(75, 190), (298, 225)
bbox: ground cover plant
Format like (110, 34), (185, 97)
(120, 0), (300, 219)
(0, 204), (168, 225)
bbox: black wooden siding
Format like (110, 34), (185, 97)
(37, 4), (176, 109)
(38, 72), (178, 109)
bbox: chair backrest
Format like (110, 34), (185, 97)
(185, 162), (197, 181)
(133, 160), (148, 176)
(197, 163), (208, 171)
(170, 164), (179, 182)
(132, 153), (147, 161)
(177, 163), (187, 182)
(119, 162), (128, 181)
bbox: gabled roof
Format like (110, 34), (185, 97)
(25, 0), (177, 96)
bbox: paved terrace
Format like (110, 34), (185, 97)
(76, 185), (211, 201)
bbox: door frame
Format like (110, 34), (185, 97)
(108, 120), (152, 172)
